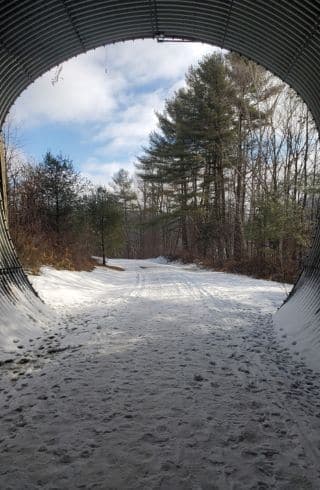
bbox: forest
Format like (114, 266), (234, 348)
(4, 52), (320, 283)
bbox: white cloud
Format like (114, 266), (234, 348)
(93, 90), (166, 155)
(11, 51), (125, 125)
(105, 40), (215, 84)
(9, 39), (219, 181)
(81, 159), (136, 187)
(10, 40), (215, 127)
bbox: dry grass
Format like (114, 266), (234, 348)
(212, 257), (298, 284)
(169, 253), (298, 284)
(12, 230), (96, 274)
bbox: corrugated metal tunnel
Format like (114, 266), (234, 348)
(0, 0), (319, 361)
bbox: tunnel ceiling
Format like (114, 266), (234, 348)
(0, 0), (320, 128)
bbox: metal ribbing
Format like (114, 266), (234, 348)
(0, 0), (319, 341)
(1, 1), (320, 126)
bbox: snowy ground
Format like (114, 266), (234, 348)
(1, 259), (320, 489)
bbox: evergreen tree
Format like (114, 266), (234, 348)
(38, 152), (82, 238)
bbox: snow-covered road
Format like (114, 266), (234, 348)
(1, 259), (320, 489)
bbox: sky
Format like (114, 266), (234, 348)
(8, 40), (216, 186)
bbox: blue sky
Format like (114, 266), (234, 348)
(9, 40), (215, 185)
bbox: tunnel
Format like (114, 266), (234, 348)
(0, 0), (319, 361)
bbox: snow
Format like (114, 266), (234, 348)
(274, 286), (320, 373)
(0, 284), (51, 359)
(1, 259), (320, 488)
(148, 256), (170, 265)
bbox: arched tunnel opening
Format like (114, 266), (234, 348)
(1, 2), (320, 488)
(0, 0), (319, 363)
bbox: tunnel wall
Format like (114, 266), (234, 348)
(274, 221), (320, 369)
(0, 0), (319, 365)
(0, 175), (49, 357)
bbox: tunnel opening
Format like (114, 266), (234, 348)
(4, 41), (318, 283)
(2, 5), (320, 487)
(0, 1), (319, 368)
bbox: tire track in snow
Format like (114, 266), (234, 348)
(155, 267), (320, 484)
(1, 260), (320, 489)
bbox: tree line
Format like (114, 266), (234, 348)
(134, 53), (320, 282)
(6, 151), (125, 272)
(4, 52), (320, 282)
